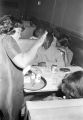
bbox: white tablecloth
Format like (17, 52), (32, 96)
(24, 66), (83, 93)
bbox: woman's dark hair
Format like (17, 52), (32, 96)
(0, 15), (23, 34)
(33, 27), (45, 37)
(42, 32), (53, 49)
(7, 26), (24, 35)
(46, 32), (53, 44)
(60, 71), (83, 99)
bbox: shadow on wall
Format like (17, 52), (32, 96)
(0, 0), (20, 18)
(2, 1), (18, 8)
(69, 36), (83, 67)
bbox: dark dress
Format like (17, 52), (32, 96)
(0, 35), (24, 120)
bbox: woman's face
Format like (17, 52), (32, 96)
(12, 28), (22, 41)
(35, 28), (45, 38)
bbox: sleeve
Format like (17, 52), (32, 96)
(3, 35), (21, 59)
(32, 49), (43, 65)
(66, 48), (73, 65)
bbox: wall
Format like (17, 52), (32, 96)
(1, 0), (83, 36)
(25, 0), (83, 36)
(62, 0), (83, 36)
(26, 0), (55, 22)
(0, 0), (20, 17)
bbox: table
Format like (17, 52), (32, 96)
(25, 98), (83, 120)
(24, 66), (83, 120)
(24, 66), (83, 93)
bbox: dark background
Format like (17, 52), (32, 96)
(1, 0), (83, 36)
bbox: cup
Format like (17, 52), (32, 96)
(35, 74), (41, 83)
(51, 65), (58, 73)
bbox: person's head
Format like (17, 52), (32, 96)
(60, 71), (83, 99)
(0, 15), (23, 35)
(42, 32), (53, 49)
(8, 27), (22, 41)
(57, 35), (69, 47)
(33, 27), (45, 38)
(0, 19), (14, 34)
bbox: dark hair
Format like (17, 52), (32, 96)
(42, 32), (53, 49)
(0, 15), (23, 34)
(46, 32), (53, 44)
(60, 71), (83, 99)
(7, 27), (23, 35)
(33, 27), (45, 37)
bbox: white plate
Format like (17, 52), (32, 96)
(24, 77), (47, 91)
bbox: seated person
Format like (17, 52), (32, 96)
(56, 36), (73, 66)
(33, 26), (45, 38)
(20, 20), (36, 39)
(60, 71), (83, 99)
(29, 26), (46, 40)
(32, 28), (66, 68)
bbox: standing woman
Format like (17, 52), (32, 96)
(0, 18), (47, 120)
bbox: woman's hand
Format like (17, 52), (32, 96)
(37, 31), (48, 47)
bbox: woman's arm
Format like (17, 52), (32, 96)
(12, 31), (47, 68)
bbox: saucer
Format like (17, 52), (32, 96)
(60, 68), (70, 72)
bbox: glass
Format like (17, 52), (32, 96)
(51, 65), (58, 73)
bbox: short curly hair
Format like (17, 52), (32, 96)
(0, 15), (23, 34)
(60, 71), (83, 99)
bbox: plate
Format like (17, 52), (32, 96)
(60, 68), (70, 72)
(24, 77), (47, 91)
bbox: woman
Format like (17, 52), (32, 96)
(0, 20), (47, 120)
